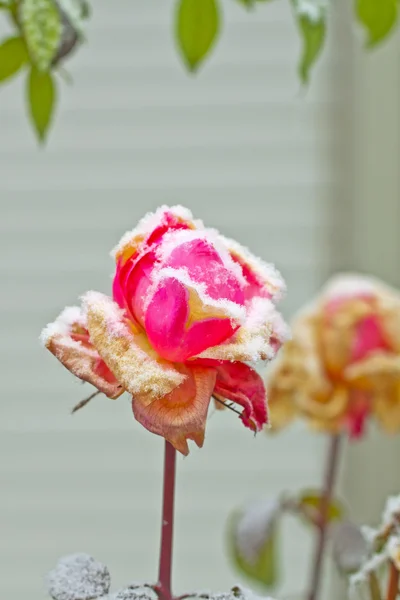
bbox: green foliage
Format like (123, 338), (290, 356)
(297, 489), (345, 526)
(227, 503), (280, 589)
(0, 36), (28, 82)
(176, 0), (220, 71)
(291, 1), (326, 84)
(355, 0), (398, 47)
(27, 66), (56, 142)
(20, 0), (62, 71)
(236, 0), (273, 8)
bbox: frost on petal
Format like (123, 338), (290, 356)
(219, 235), (286, 303)
(214, 362), (268, 431)
(40, 305), (123, 399)
(111, 205), (200, 264)
(132, 365), (216, 455)
(46, 553), (111, 600)
(83, 292), (185, 399)
(196, 298), (290, 363)
(144, 270), (246, 362)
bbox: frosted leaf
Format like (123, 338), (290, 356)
(331, 520), (368, 574)
(46, 553), (110, 600)
(349, 552), (388, 589)
(360, 525), (380, 549)
(387, 536), (400, 569)
(235, 499), (280, 565)
(293, 0), (328, 23)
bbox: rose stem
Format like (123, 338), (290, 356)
(307, 434), (342, 600)
(386, 562), (399, 600)
(157, 440), (177, 600)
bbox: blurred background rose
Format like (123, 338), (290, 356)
(0, 1), (399, 599)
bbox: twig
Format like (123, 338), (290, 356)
(307, 434), (343, 600)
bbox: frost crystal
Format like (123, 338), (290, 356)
(181, 587), (276, 600)
(382, 494), (400, 527)
(46, 553), (111, 600)
(293, 0), (328, 23)
(40, 306), (84, 346)
(106, 586), (158, 600)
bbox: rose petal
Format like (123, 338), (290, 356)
(213, 362), (268, 431)
(144, 275), (242, 362)
(40, 306), (122, 399)
(112, 205), (198, 264)
(219, 235), (285, 302)
(195, 298), (290, 363)
(162, 235), (245, 304)
(83, 292), (185, 398)
(346, 391), (370, 439)
(351, 315), (390, 362)
(132, 365), (216, 455)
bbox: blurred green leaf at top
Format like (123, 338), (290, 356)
(27, 66), (57, 143)
(355, 0), (398, 47)
(176, 0), (220, 72)
(20, 0), (62, 71)
(0, 36), (28, 82)
(292, 0), (327, 84)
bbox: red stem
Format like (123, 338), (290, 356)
(157, 440), (176, 600)
(307, 434), (342, 600)
(386, 561), (399, 600)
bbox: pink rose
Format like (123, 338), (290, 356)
(268, 274), (400, 438)
(42, 206), (288, 455)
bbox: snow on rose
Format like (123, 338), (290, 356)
(41, 205), (288, 455)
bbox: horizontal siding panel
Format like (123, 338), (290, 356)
(0, 0), (347, 598)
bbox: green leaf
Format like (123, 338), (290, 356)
(0, 36), (28, 83)
(27, 66), (56, 143)
(176, 0), (220, 72)
(228, 500), (280, 589)
(355, 0), (397, 47)
(298, 490), (345, 526)
(20, 0), (62, 71)
(297, 13), (325, 84)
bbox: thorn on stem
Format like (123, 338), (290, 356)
(71, 390), (101, 414)
(212, 396), (242, 417)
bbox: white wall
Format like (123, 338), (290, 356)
(0, 1), (347, 599)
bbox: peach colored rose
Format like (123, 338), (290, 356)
(41, 206), (288, 455)
(267, 274), (400, 438)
